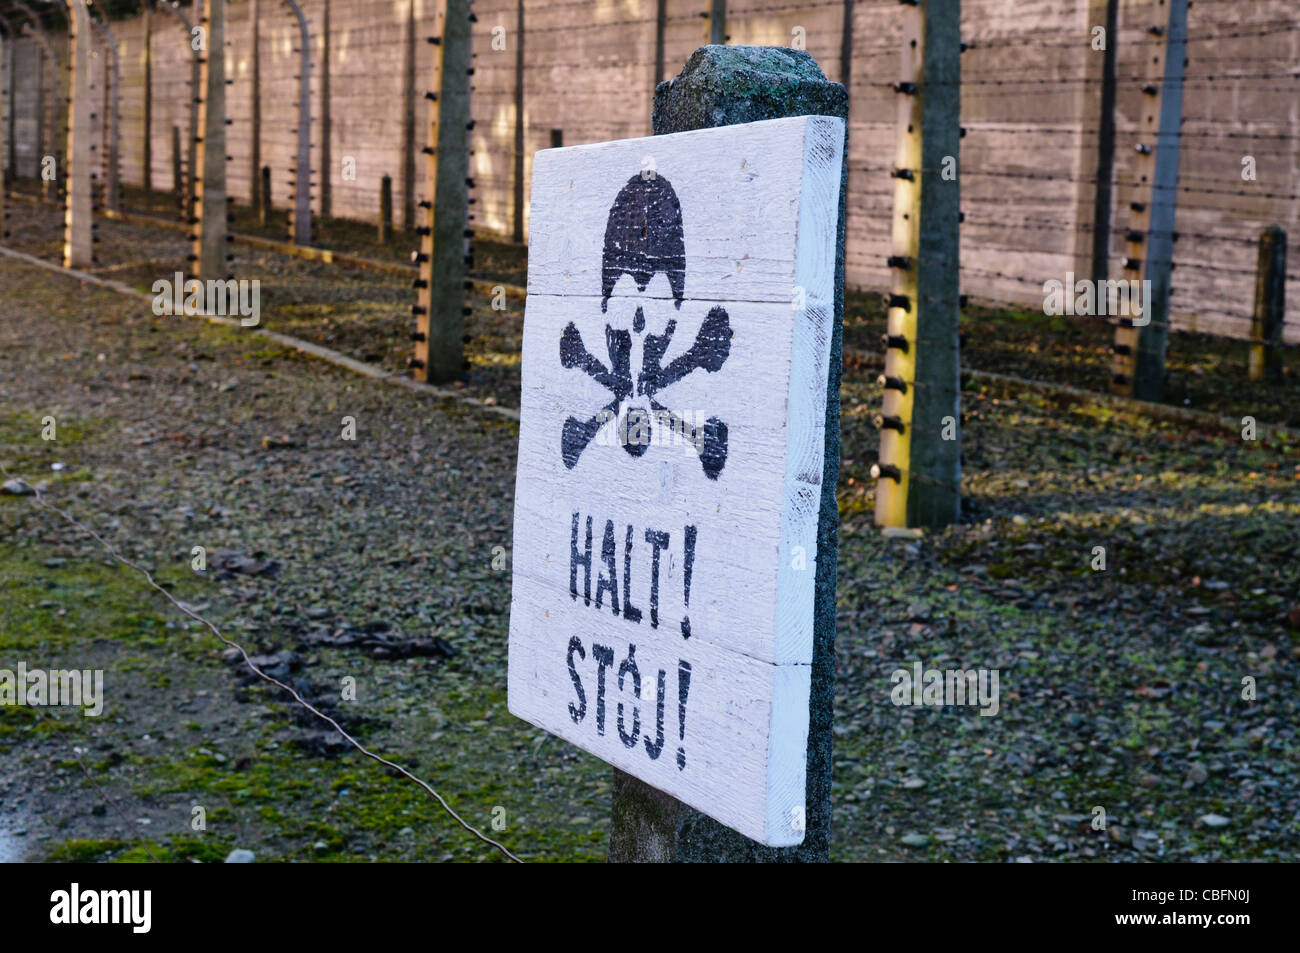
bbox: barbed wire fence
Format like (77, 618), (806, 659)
(0, 0), (1296, 862)
(4, 0), (1295, 373)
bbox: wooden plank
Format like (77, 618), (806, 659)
(508, 114), (844, 847)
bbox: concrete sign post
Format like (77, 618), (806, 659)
(90, 17), (121, 213)
(191, 0), (228, 280)
(618, 45), (847, 863)
(0, 25), (6, 243)
(157, 1), (200, 223)
(283, 0), (312, 245)
(508, 103), (845, 848)
(12, 3), (59, 203)
(413, 0), (472, 384)
(249, 0), (260, 217)
(1249, 226), (1286, 383)
(140, 6), (153, 191)
(873, 0), (962, 529)
(63, 0), (93, 269)
(1110, 0), (1187, 402)
(1, 17), (13, 180)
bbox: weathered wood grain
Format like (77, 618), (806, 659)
(527, 116), (842, 307)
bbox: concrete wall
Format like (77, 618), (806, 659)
(3, 0), (1296, 342)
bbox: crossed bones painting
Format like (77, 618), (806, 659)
(559, 172), (733, 480)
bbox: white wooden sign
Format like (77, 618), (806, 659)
(508, 115), (845, 846)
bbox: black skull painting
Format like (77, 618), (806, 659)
(559, 172), (732, 480)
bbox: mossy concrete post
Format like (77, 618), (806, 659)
(399, 0), (415, 231)
(319, 0), (331, 219)
(707, 0), (726, 45)
(511, 0), (524, 244)
(249, 0), (260, 216)
(13, 3), (58, 201)
(283, 0), (312, 245)
(157, 1), (201, 223)
(1249, 226), (1286, 383)
(1110, 0), (1186, 403)
(414, 0), (472, 384)
(873, 0), (961, 529)
(607, 45), (846, 863)
(1129, 0), (1187, 404)
(0, 27), (7, 243)
(91, 18), (121, 213)
(171, 123), (183, 197)
(379, 173), (393, 243)
(191, 0), (228, 279)
(63, 0), (93, 269)
(141, 1), (152, 194)
(37, 41), (49, 199)
(185, 21), (200, 224)
(1087, 0), (1119, 289)
(653, 0), (666, 93)
(3, 18), (14, 180)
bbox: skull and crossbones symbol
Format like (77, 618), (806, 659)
(559, 172), (732, 480)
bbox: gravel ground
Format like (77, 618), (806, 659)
(1, 200), (1298, 863)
